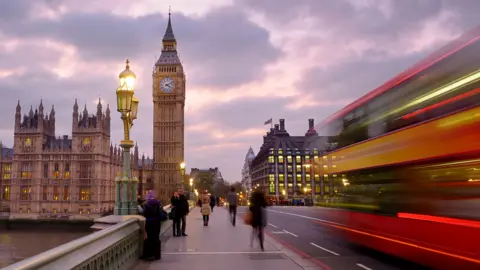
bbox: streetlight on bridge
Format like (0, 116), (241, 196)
(180, 162), (186, 190)
(189, 178), (194, 200)
(115, 59), (140, 215)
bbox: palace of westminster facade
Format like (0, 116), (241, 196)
(0, 14), (186, 218)
(0, 99), (154, 218)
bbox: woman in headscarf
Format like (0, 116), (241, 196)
(141, 190), (164, 261)
(201, 191), (211, 226)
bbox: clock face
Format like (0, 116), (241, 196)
(160, 77), (175, 93)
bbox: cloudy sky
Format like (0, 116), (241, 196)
(1, 0), (479, 183)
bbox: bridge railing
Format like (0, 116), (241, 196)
(3, 204), (173, 270)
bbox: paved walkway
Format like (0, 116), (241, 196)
(135, 206), (324, 270)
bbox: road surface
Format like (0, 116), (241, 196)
(236, 206), (431, 270)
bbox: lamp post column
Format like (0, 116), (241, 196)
(130, 177), (139, 213)
(114, 175), (121, 215)
(120, 141), (133, 215)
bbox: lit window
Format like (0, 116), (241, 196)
(53, 186), (59, 201)
(279, 174), (284, 181)
(83, 137), (91, 145)
(278, 149), (283, 155)
(269, 174), (275, 181)
(287, 156), (292, 163)
(296, 165), (301, 172)
(20, 186), (31, 200)
(278, 156), (284, 163)
(3, 164), (11, 172)
(64, 185), (70, 200)
(268, 156), (274, 163)
(287, 165), (292, 172)
(305, 155), (310, 160)
(80, 188), (90, 201)
(306, 174), (311, 182)
(269, 182), (275, 194)
(2, 186), (10, 200)
(295, 156), (301, 163)
(25, 138), (31, 146)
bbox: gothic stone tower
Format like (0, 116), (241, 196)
(152, 13), (186, 202)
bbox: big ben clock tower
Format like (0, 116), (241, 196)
(152, 12), (186, 202)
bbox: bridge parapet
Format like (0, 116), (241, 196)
(4, 204), (174, 270)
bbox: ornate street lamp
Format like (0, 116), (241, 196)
(189, 178), (194, 200)
(180, 162), (185, 190)
(115, 59), (140, 215)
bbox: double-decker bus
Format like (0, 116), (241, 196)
(314, 26), (480, 269)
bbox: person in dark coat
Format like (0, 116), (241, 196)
(174, 188), (189, 236)
(170, 192), (180, 236)
(210, 195), (216, 212)
(142, 190), (164, 261)
(249, 190), (267, 251)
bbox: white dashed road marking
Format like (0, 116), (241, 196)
(282, 229), (298, 237)
(310, 242), (340, 256)
(356, 263), (373, 270)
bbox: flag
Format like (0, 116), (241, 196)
(264, 118), (272, 125)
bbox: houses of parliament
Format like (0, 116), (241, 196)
(0, 99), (154, 218)
(0, 13), (185, 218)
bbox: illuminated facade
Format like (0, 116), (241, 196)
(250, 119), (336, 203)
(0, 99), (152, 219)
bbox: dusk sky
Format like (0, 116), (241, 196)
(1, 0), (479, 183)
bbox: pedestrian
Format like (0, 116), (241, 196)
(176, 188), (189, 236)
(141, 190), (168, 261)
(170, 191), (180, 236)
(249, 190), (267, 251)
(201, 191), (212, 226)
(226, 187), (238, 226)
(137, 195), (145, 214)
(210, 195), (216, 212)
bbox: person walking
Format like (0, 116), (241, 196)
(201, 191), (212, 226)
(170, 191), (180, 237)
(141, 190), (167, 261)
(226, 187), (238, 226)
(249, 190), (267, 251)
(176, 188), (189, 236)
(210, 195), (216, 212)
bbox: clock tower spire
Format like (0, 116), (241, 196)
(152, 11), (186, 203)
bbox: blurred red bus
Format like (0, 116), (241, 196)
(314, 26), (480, 269)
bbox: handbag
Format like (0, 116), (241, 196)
(243, 210), (252, 225)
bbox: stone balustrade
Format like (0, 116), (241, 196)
(3, 204), (175, 270)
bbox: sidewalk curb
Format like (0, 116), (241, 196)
(264, 227), (331, 270)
